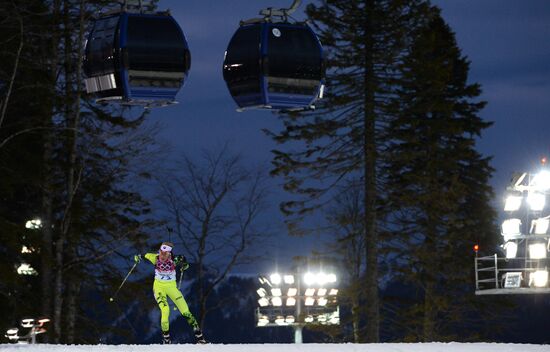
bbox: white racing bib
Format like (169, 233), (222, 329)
(154, 258), (176, 281)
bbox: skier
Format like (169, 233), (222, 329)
(134, 242), (206, 344)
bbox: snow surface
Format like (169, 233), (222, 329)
(1, 343), (550, 352)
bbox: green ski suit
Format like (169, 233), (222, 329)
(143, 253), (199, 333)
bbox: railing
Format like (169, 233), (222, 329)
(475, 254), (550, 295)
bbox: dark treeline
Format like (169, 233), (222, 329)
(0, 0), (542, 345)
(267, 0), (510, 344)
(0, 0), (160, 343)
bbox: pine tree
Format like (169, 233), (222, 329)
(0, 0), (162, 342)
(384, 9), (498, 341)
(266, 0), (431, 341)
(0, 0), (54, 338)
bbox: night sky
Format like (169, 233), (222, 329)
(145, 1), (550, 271)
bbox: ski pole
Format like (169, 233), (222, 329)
(177, 264), (185, 290)
(110, 262), (138, 302)
(174, 264), (185, 311)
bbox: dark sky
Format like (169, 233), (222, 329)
(146, 1), (550, 271)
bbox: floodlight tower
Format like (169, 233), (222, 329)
(5, 318), (50, 344)
(475, 158), (550, 294)
(255, 268), (339, 343)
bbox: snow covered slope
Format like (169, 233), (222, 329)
(1, 343), (550, 352)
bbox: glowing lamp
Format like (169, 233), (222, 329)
(529, 243), (547, 259)
(258, 315), (269, 326)
(258, 298), (269, 307)
(305, 288), (315, 296)
(318, 297), (328, 306)
(528, 192), (546, 211)
(256, 288), (267, 297)
(318, 288), (327, 296)
(532, 170), (550, 191)
(270, 273), (282, 285)
(504, 195), (522, 211)
(271, 288), (282, 297)
(286, 297), (296, 306)
(501, 219), (521, 236)
(317, 273), (328, 285)
(5, 328), (18, 341)
(275, 316), (285, 325)
(272, 297), (282, 306)
(530, 270), (549, 287)
(305, 297), (315, 306)
(287, 288), (297, 296)
(21, 319), (35, 328)
(285, 315), (295, 324)
(304, 272), (316, 285)
(532, 218), (550, 235)
(25, 218), (42, 229)
(283, 275), (294, 284)
(503, 241), (518, 259)
(305, 315), (314, 323)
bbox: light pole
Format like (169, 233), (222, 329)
(255, 269), (339, 343)
(475, 159), (550, 294)
(5, 318), (50, 344)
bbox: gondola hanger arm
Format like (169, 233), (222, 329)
(119, 0), (157, 14)
(259, 0), (302, 20)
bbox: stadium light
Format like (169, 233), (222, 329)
(284, 275), (295, 284)
(285, 315), (295, 324)
(5, 317), (50, 344)
(532, 170), (550, 191)
(503, 241), (518, 259)
(529, 243), (547, 259)
(270, 273), (282, 285)
(304, 272), (316, 285)
(5, 328), (19, 342)
(25, 218), (42, 229)
(272, 297), (283, 306)
(528, 192), (546, 211)
(317, 273), (328, 285)
(477, 165), (550, 295)
(501, 219), (521, 236)
(255, 268), (340, 342)
(258, 315), (269, 326)
(531, 217), (550, 234)
(275, 316), (285, 325)
(17, 263), (37, 276)
(530, 270), (549, 287)
(504, 194), (522, 212)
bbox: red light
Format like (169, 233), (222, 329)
(542, 157), (547, 165)
(474, 244), (479, 252)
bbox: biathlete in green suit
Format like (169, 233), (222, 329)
(134, 241), (206, 344)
